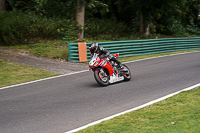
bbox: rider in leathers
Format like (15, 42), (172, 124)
(89, 43), (123, 69)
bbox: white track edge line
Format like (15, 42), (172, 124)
(0, 70), (89, 90)
(1, 51), (199, 90)
(65, 82), (200, 133)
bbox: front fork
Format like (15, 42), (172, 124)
(100, 68), (107, 77)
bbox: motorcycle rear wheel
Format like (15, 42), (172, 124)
(94, 68), (109, 87)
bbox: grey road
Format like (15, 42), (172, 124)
(0, 52), (200, 133)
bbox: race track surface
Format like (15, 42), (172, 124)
(0, 52), (200, 133)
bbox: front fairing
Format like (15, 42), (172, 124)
(89, 54), (114, 76)
(98, 58), (114, 76)
(89, 53), (100, 70)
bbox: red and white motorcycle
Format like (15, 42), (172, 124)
(89, 53), (131, 86)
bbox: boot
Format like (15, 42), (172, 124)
(119, 64), (124, 69)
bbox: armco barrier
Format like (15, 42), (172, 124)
(68, 37), (200, 62)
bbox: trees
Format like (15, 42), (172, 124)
(1, 0), (200, 42)
(185, 0), (200, 26)
(0, 0), (6, 11)
(76, 0), (109, 39)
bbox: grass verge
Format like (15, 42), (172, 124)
(2, 40), (200, 62)
(0, 59), (57, 88)
(77, 87), (200, 133)
(8, 40), (68, 60)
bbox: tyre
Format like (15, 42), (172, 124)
(121, 64), (131, 81)
(94, 68), (109, 86)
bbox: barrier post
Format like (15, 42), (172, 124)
(78, 42), (88, 62)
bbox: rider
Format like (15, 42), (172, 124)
(89, 42), (124, 69)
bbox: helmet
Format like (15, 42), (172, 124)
(89, 43), (98, 53)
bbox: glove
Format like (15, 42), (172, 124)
(99, 55), (104, 59)
(108, 54), (113, 60)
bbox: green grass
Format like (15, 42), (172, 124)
(0, 59), (57, 88)
(77, 88), (200, 133)
(8, 40), (68, 60)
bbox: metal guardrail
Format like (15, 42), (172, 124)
(68, 37), (200, 62)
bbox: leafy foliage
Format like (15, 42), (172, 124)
(7, 0), (77, 18)
(0, 11), (76, 45)
(1, 0), (200, 46)
(85, 18), (130, 39)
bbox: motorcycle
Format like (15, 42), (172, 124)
(89, 53), (131, 86)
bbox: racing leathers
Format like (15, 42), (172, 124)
(91, 46), (123, 69)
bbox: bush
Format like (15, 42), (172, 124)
(185, 25), (200, 35)
(59, 22), (78, 43)
(0, 11), (31, 45)
(84, 18), (131, 40)
(165, 18), (186, 36)
(0, 11), (76, 46)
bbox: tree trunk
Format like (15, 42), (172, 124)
(76, 0), (85, 40)
(140, 11), (150, 36)
(144, 23), (150, 36)
(0, 0), (6, 12)
(193, 10), (199, 26)
(139, 11), (144, 35)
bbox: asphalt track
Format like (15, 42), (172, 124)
(0, 52), (200, 133)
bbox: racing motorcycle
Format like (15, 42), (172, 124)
(89, 53), (131, 86)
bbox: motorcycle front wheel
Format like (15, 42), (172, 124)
(121, 64), (131, 81)
(94, 68), (109, 87)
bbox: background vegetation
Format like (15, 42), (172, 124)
(0, 0), (200, 50)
